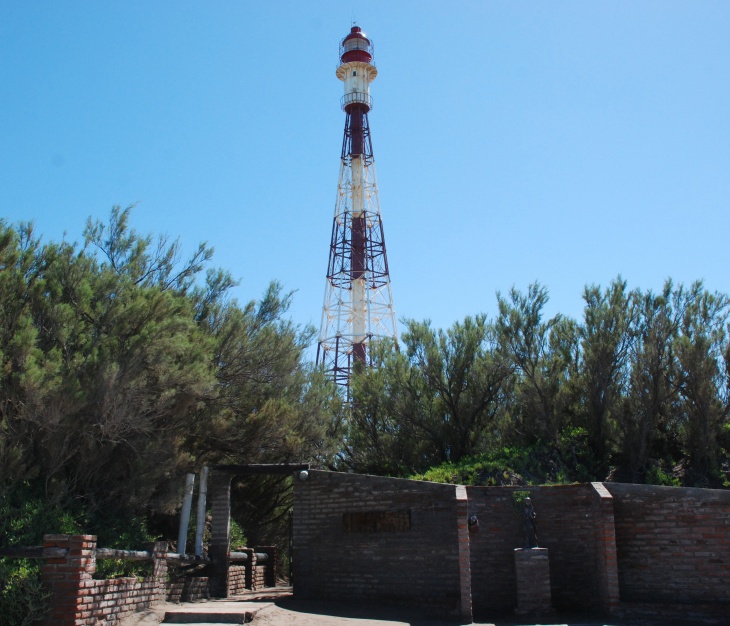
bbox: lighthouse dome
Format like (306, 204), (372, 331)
(340, 26), (373, 64)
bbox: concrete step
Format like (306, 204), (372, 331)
(163, 616), (253, 624)
(162, 601), (271, 624)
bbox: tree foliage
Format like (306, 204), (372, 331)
(347, 316), (512, 474)
(3, 205), (730, 599)
(0, 207), (341, 524)
(348, 278), (730, 488)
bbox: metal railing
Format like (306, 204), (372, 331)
(0, 546), (67, 559)
(230, 551), (269, 563)
(1, 545), (268, 564)
(341, 92), (373, 111)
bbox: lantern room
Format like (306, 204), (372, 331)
(339, 26), (374, 65)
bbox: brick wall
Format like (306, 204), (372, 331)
(467, 483), (606, 617)
(228, 564), (247, 595)
(227, 547), (276, 595)
(293, 470), (466, 618)
(76, 577), (162, 623)
(604, 483), (730, 607)
(253, 564), (267, 590)
(293, 474), (730, 623)
(41, 536), (168, 626)
(40, 535), (275, 625)
(40, 478), (730, 624)
(226, 562), (270, 595)
(167, 575), (210, 603)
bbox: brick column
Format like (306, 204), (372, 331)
(238, 548), (255, 590)
(591, 482), (620, 615)
(209, 470), (233, 597)
(455, 485), (473, 623)
(41, 534), (97, 626)
(256, 546), (278, 588)
(291, 470), (311, 598)
(143, 540), (169, 604)
(514, 548), (552, 615)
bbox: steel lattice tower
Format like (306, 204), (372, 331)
(316, 26), (397, 401)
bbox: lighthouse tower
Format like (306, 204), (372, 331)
(316, 26), (397, 401)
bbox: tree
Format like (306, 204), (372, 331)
(495, 283), (577, 444)
(0, 220), (46, 483)
(674, 283), (729, 483)
(1, 208), (347, 617)
(347, 315), (512, 474)
(0, 208), (341, 521)
(618, 281), (683, 479)
(577, 278), (636, 467)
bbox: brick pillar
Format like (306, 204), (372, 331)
(291, 470), (311, 598)
(209, 470), (232, 597)
(455, 485), (473, 624)
(143, 540), (169, 604)
(41, 534), (97, 626)
(591, 482), (620, 615)
(240, 548), (255, 590)
(514, 548), (552, 615)
(256, 546), (278, 588)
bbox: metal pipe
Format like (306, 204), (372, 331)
(227, 551), (268, 562)
(96, 548), (151, 561)
(177, 473), (195, 555)
(0, 546), (67, 559)
(194, 466), (209, 556)
(164, 552), (211, 563)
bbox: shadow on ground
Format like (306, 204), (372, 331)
(267, 594), (629, 626)
(272, 595), (456, 625)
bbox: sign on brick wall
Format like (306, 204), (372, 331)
(342, 510), (411, 532)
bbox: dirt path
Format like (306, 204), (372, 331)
(117, 592), (470, 626)
(118, 592), (455, 626)
(253, 596), (463, 626)
(251, 598), (627, 626)
(118, 590), (624, 626)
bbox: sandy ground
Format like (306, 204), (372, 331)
(118, 597), (457, 626)
(117, 593), (455, 626)
(252, 596), (466, 626)
(252, 598), (629, 626)
(118, 589), (626, 626)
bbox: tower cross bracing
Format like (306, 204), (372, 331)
(316, 26), (397, 401)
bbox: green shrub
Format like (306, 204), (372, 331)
(229, 519), (248, 550)
(92, 513), (157, 580)
(94, 558), (155, 580)
(411, 428), (600, 486)
(0, 482), (83, 623)
(0, 560), (50, 626)
(512, 490), (531, 507)
(645, 464), (681, 487)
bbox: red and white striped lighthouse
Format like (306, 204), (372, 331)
(316, 26), (397, 401)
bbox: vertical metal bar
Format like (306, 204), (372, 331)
(194, 466), (209, 556)
(177, 473), (195, 556)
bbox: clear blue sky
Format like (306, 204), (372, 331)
(2, 2), (728, 353)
